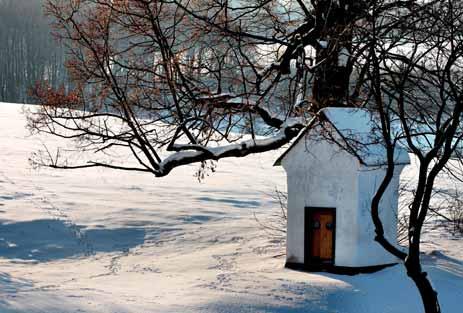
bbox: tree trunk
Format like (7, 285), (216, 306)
(311, 1), (354, 109)
(405, 260), (441, 313)
(312, 57), (351, 107)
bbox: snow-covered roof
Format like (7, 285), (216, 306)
(274, 107), (410, 167)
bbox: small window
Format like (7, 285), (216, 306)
(312, 221), (320, 229)
(326, 222), (334, 230)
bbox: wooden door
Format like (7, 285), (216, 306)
(318, 213), (334, 260)
(306, 208), (335, 264)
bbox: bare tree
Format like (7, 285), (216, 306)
(364, 1), (463, 312)
(28, 1), (458, 313)
(29, 0), (390, 176)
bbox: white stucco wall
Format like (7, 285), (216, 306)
(282, 129), (406, 268)
(355, 166), (404, 266)
(282, 129), (359, 266)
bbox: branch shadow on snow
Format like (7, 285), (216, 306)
(196, 196), (261, 208)
(424, 250), (463, 278)
(0, 270), (137, 313)
(0, 272), (34, 307)
(0, 219), (146, 262)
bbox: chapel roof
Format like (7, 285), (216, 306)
(274, 107), (410, 167)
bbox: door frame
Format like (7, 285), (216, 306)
(304, 207), (336, 266)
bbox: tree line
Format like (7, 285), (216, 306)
(0, 0), (67, 103)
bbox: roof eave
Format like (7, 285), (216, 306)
(273, 115), (321, 167)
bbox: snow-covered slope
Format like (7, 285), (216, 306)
(0, 102), (461, 313)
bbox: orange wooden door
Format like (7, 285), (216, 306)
(319, 213), (334, 260)
(310, 210), (334, 262)
(311, 212), (321, 258)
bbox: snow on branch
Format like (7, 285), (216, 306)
(156, 118), (304, 177)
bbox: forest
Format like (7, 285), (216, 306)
(0, 0), (67, 103)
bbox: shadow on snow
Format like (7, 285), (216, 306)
(196, 196), (261, 208)
(0, 219), (146, 262)
(198, 255), (463, 313)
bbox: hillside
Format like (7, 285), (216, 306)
(0, 102), (461, 313)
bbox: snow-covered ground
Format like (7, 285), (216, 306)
(0, 102), (462, 313)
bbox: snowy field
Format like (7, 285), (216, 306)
(0, 102), (462, 313)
